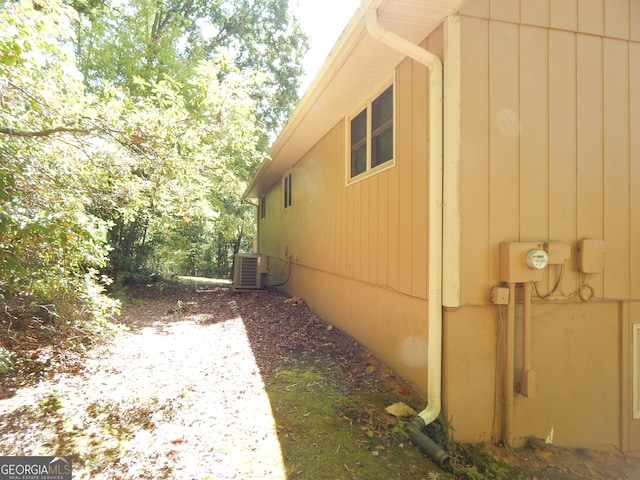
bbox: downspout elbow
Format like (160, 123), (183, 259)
(364, 9), (443, 76)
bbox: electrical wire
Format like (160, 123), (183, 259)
(268, 255), (292, 287)
(534, 264), (565, 299)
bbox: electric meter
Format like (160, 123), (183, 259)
(525, 249), (549, 270)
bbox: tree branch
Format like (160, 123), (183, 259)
(0, 126), (90, 138)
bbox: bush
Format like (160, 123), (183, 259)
(0, 347), (16, 375)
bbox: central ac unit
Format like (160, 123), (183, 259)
(232, 254), (267, 290)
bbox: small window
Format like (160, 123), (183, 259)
(260, 196), (266, 219)
(283, 172), (292, 209)
(349, 84), (394, 180)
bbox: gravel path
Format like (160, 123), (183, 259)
(0, 285), (292, 479)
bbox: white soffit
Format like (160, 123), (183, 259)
(246, 0), (465, 200)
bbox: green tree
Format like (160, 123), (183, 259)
(1, 0), (267, 337)
(1, 0), (118, 331)
(73, 0), (309, 133)
(69, 0), (308, 279)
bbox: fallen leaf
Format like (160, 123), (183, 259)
(385, 402), (417, 418)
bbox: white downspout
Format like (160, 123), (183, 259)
(365, 8), (444, 427)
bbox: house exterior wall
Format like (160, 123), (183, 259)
(258, 29), (444, 393)
(257, 0), (640, 453)
(442, 0), (640, 450)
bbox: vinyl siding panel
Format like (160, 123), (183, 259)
(550, 0), (577, 31)
(548, 30), (578, 289)
(412, 61), (429, 299)
(519, 26), (549, 245)
(603, 38), (630, 299)
(452, 0), (640, 451)
(488, 20), (520, 288)
(258, 46), (433, 300)
(632, 43), (640, 298)
(576, 34), (605, 295)
(459, 15), (490, 302)
(459, 1), (639, 303)
(578, 0), (604, 36)
(376, 172), (390, 286)
(605, 0), (629, 39)
(521, 0), (549, 27)
(547, 32), (578, 216)
(397, 58), (414, 296)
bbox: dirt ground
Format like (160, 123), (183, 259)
(1, 282), (640, 479)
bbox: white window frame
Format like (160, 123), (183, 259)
(282, 170), (293, 210)
(346, 76), (396, 184)
(259, 196), (266, 219)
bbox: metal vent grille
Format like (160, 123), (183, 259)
(233, 254), (266, 289)
(239, 256), (259, 287)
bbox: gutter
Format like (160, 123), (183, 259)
(365, 8), (449, 469)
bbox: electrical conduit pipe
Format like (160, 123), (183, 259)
(365, 8), (449, 469)
(520, 281), (535, 398)
(504, 282), (516, 446)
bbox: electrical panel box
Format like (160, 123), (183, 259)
(490, 286), (510, 305)
(500, 242), (547, 283)
(578, 239), (606, 274)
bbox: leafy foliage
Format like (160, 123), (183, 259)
(0, 345), (16, 374)
(1, 0), (118, 332)
(73, 0), (309, 134)
(1, 0), (281, 339)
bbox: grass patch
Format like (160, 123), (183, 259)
(266, 367), (444, 479)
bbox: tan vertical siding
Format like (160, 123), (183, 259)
(489, 0), (519, 23)
(633, 1), (640, 41)
(412, 60), (429, 298)
(376, 173), (390, 286)
(459, 0), (639, 303)
(578, 0), (604, 35)
(576, 35), (605, 295)
(519, 26), (549, 243)
(488, 21), (520, 286)
(603, 38), (630, 299)
(548, 30), (578, 287)
(450, 0), (640, 450)
(259, 31), (435, 300)
(521, 0), (549, 27)
(549, 0), (577, 31)
(397, 58), (415, 296)
(459, 15), (490, 301)
(387, 157), (400, 290)
(605, 0), (630, 39)
(459, 0), (488, 17)
(632, 43), (640, 298)
(368, 177), (379, 285)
